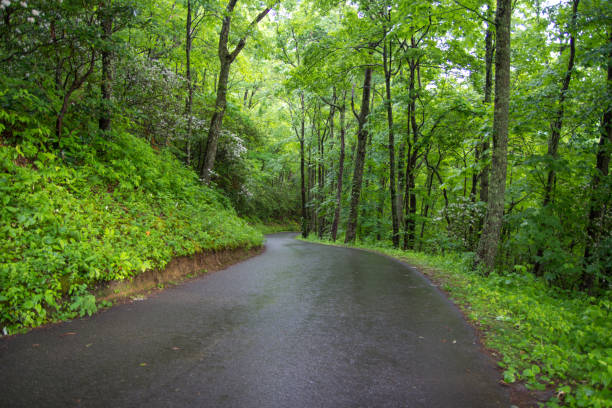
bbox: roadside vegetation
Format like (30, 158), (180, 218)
(303, 236), (611, 407)
(250, 220), (300, 234)
(0, 131), (262, 334)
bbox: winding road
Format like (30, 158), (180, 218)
(0, 233), (509, 407)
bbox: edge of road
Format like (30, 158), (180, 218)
(296, 235), (542, 408)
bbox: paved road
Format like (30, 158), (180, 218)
(0, 233), (509, 407)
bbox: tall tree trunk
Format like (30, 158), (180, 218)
(542, 0), (579, 207)
(299, 94), (308, 237)
(480, 3), (494, 205)
(201, 60), (230, 180)
(582, 31), (612, 289)
(403, 58), (420, 250)
(345, 67), (373, 244)
(331, 91), (346, 241)
(419, 168), (435, 245)
(99, 0), (113, 133)
(317, 108), (325, 239)
(534, 0), (579, 276)
(383, 37), (400, 248)
(185, 0), (193, 165)
(475, 0), (512, 271)
(200, 0), (273, 183)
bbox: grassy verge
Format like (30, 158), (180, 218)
(300, 236), (612, 408)
(1, 132), (262, 334)
(250, 220), (300, 235)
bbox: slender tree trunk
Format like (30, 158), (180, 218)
(403, 59), (419, 250)
(298, 94), (308, 237)
(300, 136), (307, 236)
(99, 0), (113, 133)
(331, 92), (346, 241)
(543, 0), (579, 207)
(345, 67), (373, 244)
(475, 0), (512, 271)
(480, 3), (494, 205)
(383, 38), (400, 248)
(582, 31), (612, 289)
(534, 0), (579, 276)
(185, 0), (193, 165)
(201, 60), (230, 180)
(200, 0), (273, 183)
(317, 110), (325, 239)
(419, 168), (435, 243)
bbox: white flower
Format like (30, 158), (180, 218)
(27, 16), (34, 23)
(31, 9), (39, 16)
(1, 0), (10, 8)
(20, 0), (25, 6)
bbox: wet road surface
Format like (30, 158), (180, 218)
(0, 233), (509, 407)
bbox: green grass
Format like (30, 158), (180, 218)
(301, 236), (612, 408)
(0, 132), (262, 334)
(250, 220), (300, 234)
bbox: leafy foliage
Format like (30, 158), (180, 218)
(0, 129), (262, 334)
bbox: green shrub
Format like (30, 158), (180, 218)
(0, 131), (262, 334)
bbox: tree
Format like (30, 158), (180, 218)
(199, 0), (276, 183)
(345, 67), (373, 243)
(583, 31), (612, 289)
(475, 0), (512, 271)
(533, 0), (580, 276)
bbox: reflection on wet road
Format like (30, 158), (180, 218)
(0, 233), (509, 407)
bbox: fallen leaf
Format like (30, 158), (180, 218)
(172, 346), (180, 351)
(32, 344), (40, 347)
(140, 362), (147, 367)
(61, 332), (76, 336)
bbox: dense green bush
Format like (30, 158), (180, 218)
(0, 130), (262, 334)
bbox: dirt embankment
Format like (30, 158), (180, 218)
(96, 246), (264, 302)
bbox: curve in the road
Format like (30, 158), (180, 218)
(0, 233), (509, 407)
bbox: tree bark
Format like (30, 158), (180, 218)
(200, 0), (274, 183)
(480, 3), (494, 204)
(383, 37), (400, 248)
(345, 67), (373, 244)
(475, 0), (512, 271)
(403, 58), (420, 250)
(185, 0), (193, 164)
(298, 94), (308, 237)
(582, 31), (612, 289)
(331, 91), (346, 241)
(99, 0), (113, 133)
(534, 0), (579, 276)
(542, 0), (579, 207)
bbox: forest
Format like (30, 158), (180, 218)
(0, 0), (610, 405)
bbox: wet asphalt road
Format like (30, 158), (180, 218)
(0, 233), (509, 407)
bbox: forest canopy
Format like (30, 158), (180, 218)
(0, 0), (610, 323)
(1, 0), (611, 288)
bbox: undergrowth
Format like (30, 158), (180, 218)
(0, 132), (262, 334)
(302, 236), (612, 408)
(249, 219), (300, 234)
